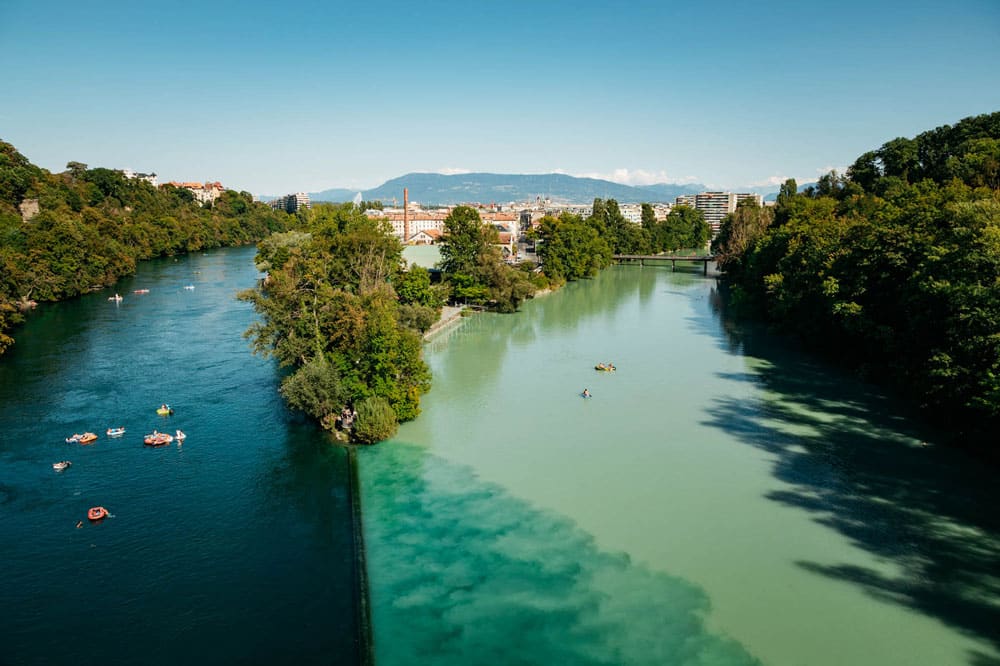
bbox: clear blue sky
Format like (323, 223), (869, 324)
(2, 0), (998, 195)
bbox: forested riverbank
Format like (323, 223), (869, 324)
(712, 112), (1000, 447)
(0, 141), (293, 355)
(241, 201), (713, 442)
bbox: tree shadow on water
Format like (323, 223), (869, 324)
(701, 330), (1000, 658)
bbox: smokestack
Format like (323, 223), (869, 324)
(403, 187), (409, 243)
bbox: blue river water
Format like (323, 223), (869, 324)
(0, 247), (361, 666)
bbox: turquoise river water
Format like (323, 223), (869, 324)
(360, 263), (1000, 665)
(3, 247), (999, 665)
(0, 246), (361, 665)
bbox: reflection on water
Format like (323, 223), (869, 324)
(362, 442), (759, 665)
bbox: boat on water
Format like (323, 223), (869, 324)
(595, 363), (616, 372)
(77, 432), (98, 444)
(183, 285), (195, 291)
(144, 432), (174, 446)
(87, 506), (109, 521)
(106, 427), (126, 437)
(108, 293), (123, 302)
(52, 461), (72, 471)
(133, 289), (150, 294)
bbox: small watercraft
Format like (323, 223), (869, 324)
(183, 285), (195, 291)
(52, 461), (72, 471)
(108, 294), (123, 302)
(87, 506), (109, 521)
(78, 432), (98, 444)
(106, 427), (126, 437)
(175, 430), (186, 442)
(144, 432), (174, 446)
(133, 289), (149, 294)
(66, 433), (82, 443)
(594, 363), (616, 372)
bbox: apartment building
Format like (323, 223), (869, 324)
(269, 192), (311, 214)
(675, 191), (762, 236)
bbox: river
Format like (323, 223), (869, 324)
(0, 246), (361, 665)
(359, 264), (1000, 665)
(3, 249), (998, 665)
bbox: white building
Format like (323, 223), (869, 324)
(166, 181), (225, 204)
(675, 191), (762, 236)
(121, 169), (158, 187)
(269, 192), (311, 214)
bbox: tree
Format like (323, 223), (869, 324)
(351, 396), (398, 444)
(537, 213), (612, 282)
(396, 264), (437, 307)
(65, 161), (88, 178)
(640, 203), (657, 230)
(659, 205), (708, 251)
(439, 205), (492, 275)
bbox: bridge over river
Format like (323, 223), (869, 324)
(613, 253), (717, 274)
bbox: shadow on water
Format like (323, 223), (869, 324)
(700, 315), (1000, 660)
(359, 442), (761, 666)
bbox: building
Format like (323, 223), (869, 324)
(675, 191), (762, 236)
(166, 181), (225, 205)
(121, 169), (158, 187)
(618, 203), (644, 225)
(269, 192), (311, 214)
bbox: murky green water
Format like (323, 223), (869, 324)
(359, 265), (1000, 665)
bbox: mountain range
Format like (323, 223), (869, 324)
(285, 172), (710, 206)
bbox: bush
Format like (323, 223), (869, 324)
(279, 359), (346, 427)
(352, 396), (398, 444)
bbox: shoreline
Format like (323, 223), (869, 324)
(423, 305), (465, 340)
(346, 446), (375, 666)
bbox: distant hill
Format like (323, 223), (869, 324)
(762, 181), (817, 202)
(303, 172), (706, 205)
(305, 187), (356, 202)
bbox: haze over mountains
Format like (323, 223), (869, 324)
(293, 172), (710, 205)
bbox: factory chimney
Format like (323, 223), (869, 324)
(403, 187), (409, 243)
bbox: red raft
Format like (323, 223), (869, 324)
(144, 432), (173, 446)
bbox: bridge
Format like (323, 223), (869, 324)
(613, 254), (717, 275)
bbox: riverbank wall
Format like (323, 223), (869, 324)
(346, 446), (374, 666)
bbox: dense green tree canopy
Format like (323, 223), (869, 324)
(438, 205), (534, 312)
(241, 203), (431, 441)
(0, 140), (292, 356)
(718, 111), (1000, 445)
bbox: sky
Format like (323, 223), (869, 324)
(1, 0), (999, 196)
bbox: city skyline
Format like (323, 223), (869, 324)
(2, 0), (998, 195)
